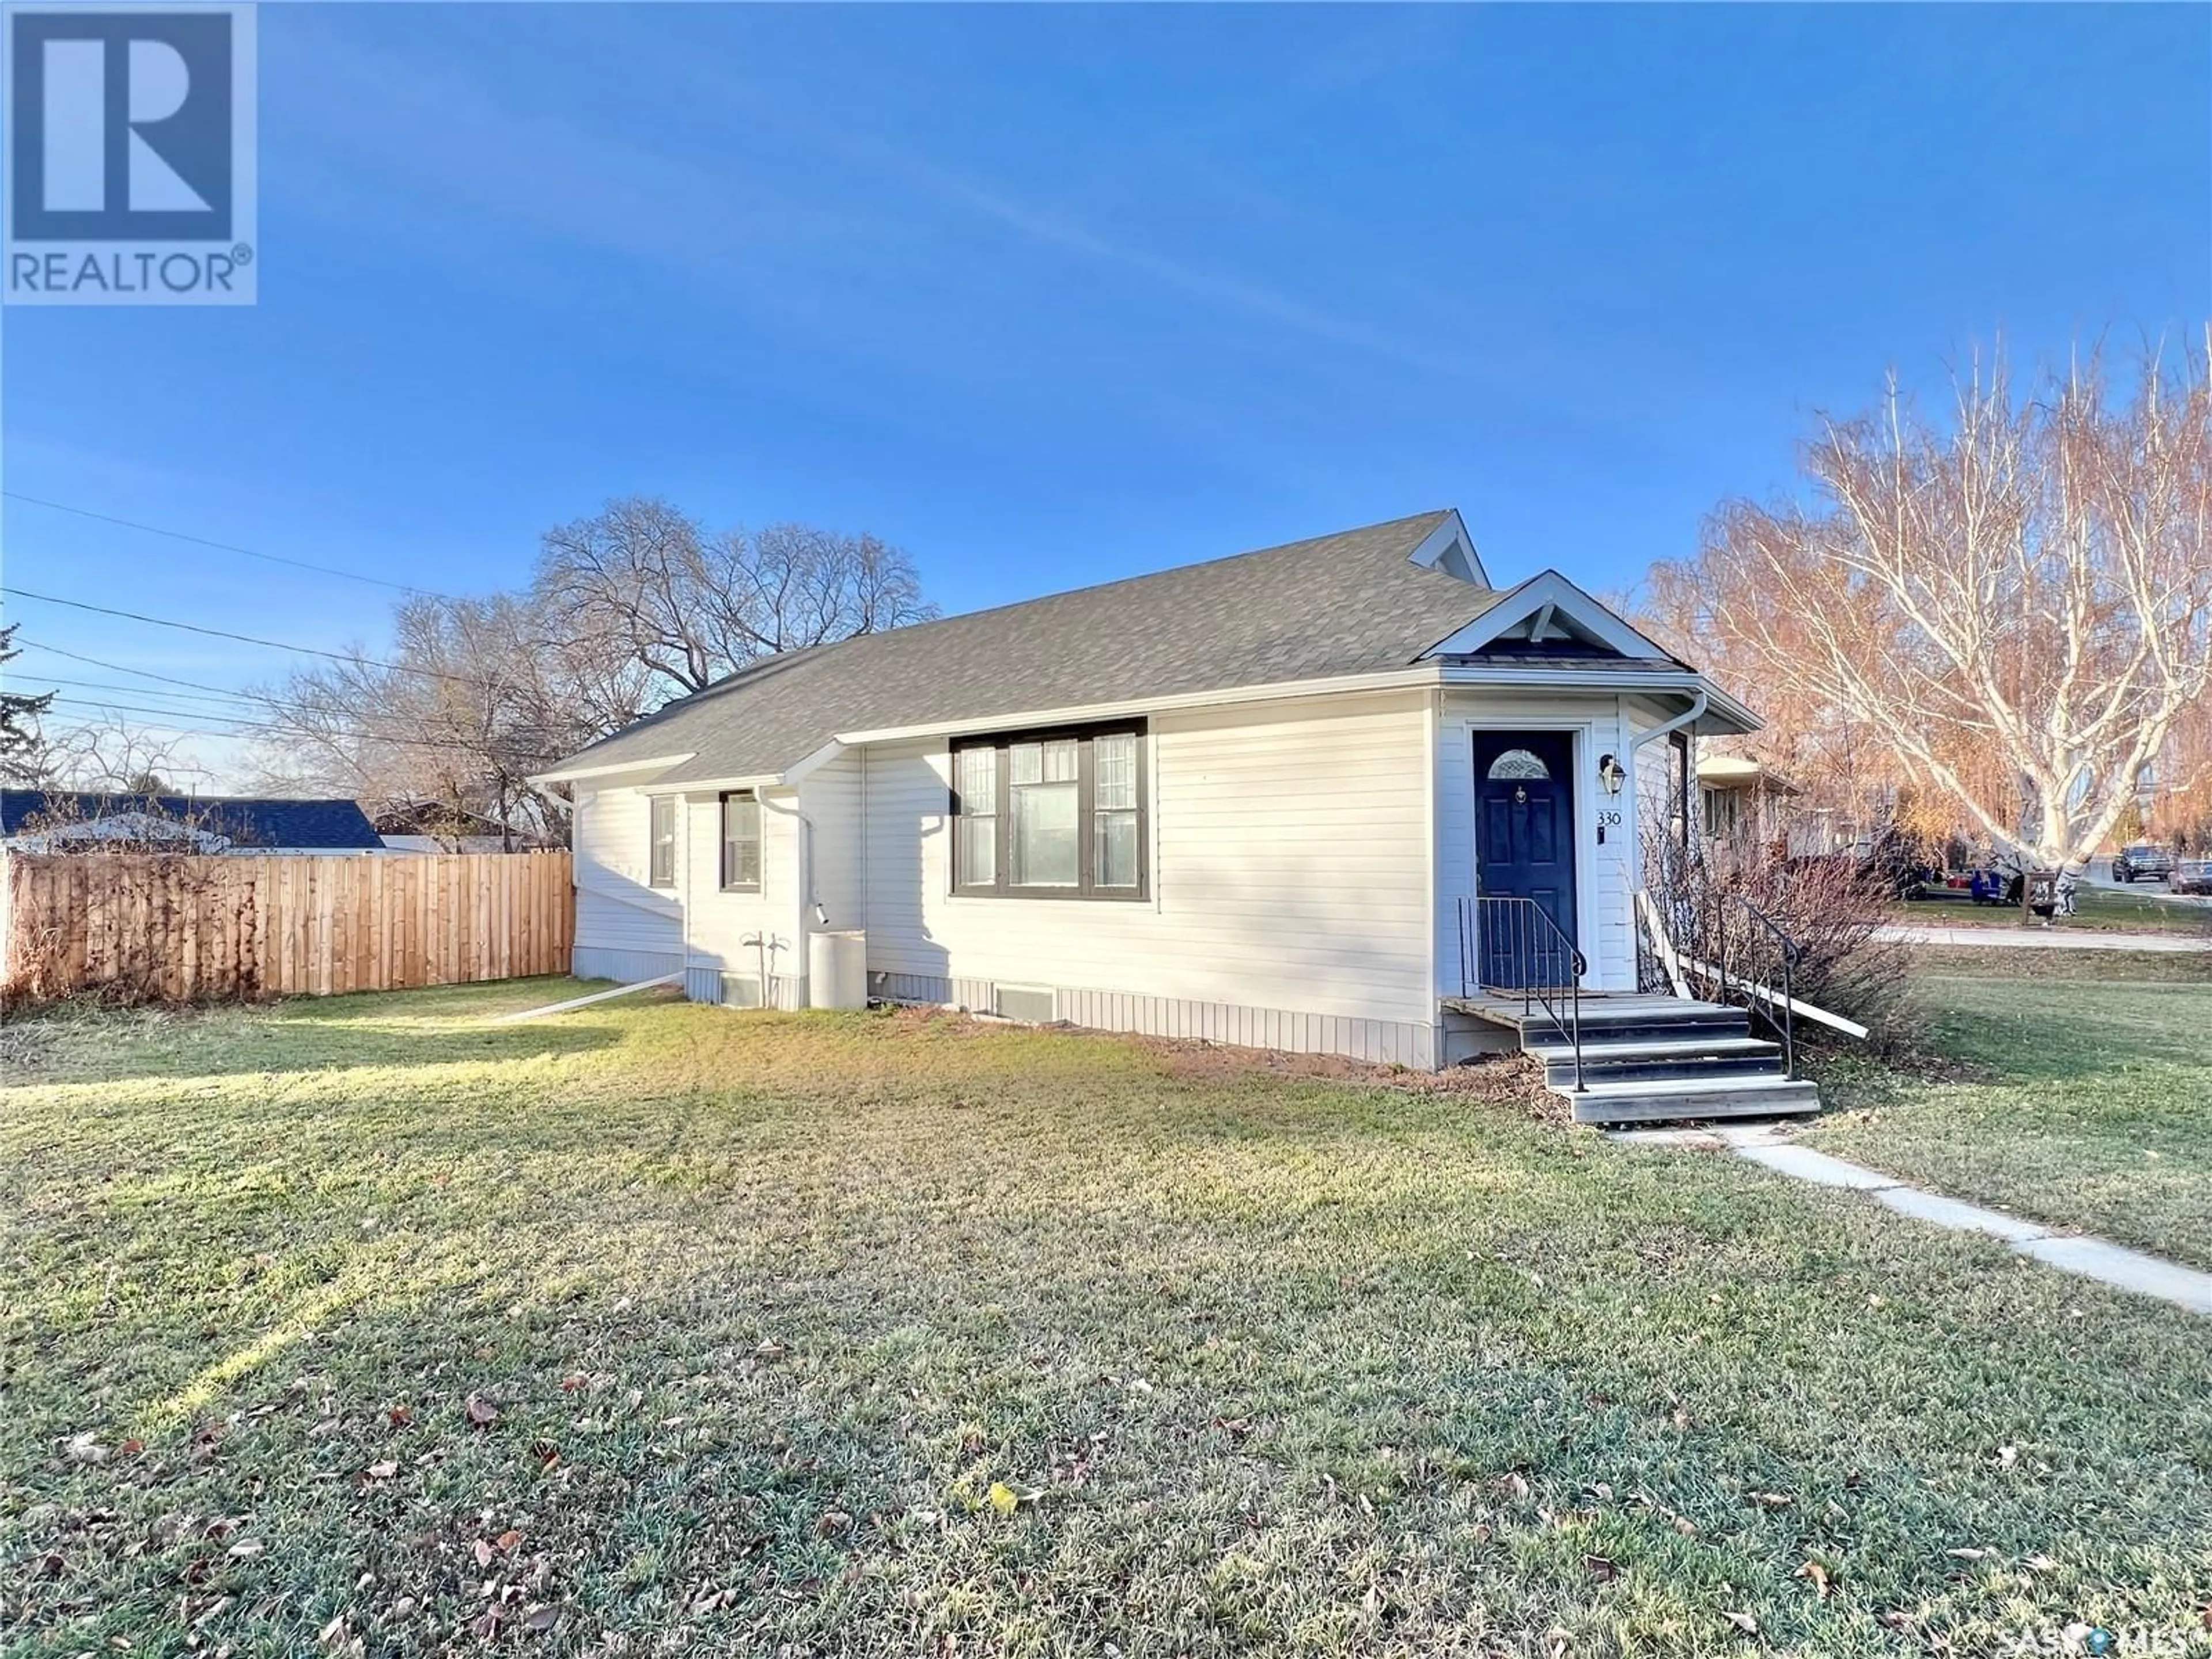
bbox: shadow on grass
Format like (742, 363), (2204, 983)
(0, 995), (631, 1086)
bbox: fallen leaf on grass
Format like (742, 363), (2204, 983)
(465, 1395), (501, 1428)
(497, 1528), (524, 1551)
(815, 1510), (852, 1537)
(1583, 1554), (1616, 1584)
(1747, 1491), (1792, 1510)
(363, 1461), (397, 1482)
(1723, 1610), (1759, 1635)
(1498, 1472), (1531, 1501)
(987, 1482), (1020, 1517)
(1672, 1517), (1700, 1537)
(387, 1406), (413, 1427)
(1794, 1560), (1832, 1599)
(522, 1605), (562, 1633)
(1945, 1546), (1991, 1562)
(473, 1538), (494, 1568)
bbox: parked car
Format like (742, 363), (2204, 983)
(2112, 843), (2175, 883)
(2173, 858), (2212, 896)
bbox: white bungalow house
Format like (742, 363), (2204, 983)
(535, 510), (1778, 1099)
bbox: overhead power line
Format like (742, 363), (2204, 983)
(13, 641), (575, 757)
(36, 674), (266, 711)
(1, 586), (513, 694)
(40, 694), (572, 760)
(1, 491), (447, 596)
(18, 638), (286, 702)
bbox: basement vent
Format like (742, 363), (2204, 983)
(720, 973), (764, 1009)
(994, 984), (1056, 1025)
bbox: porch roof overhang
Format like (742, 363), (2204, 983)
(1432, 661), (1760, 736)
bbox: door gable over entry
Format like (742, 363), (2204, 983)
(1422, 570), (1675, 662)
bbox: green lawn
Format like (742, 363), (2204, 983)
(1807, 950), (2212, 1270)
(5, 983), (2211, 1657)
(1897, 884), (2212, 935)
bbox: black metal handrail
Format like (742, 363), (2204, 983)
(1700, 887), (1805, 1080)
(1460, 893), (1586, 1092)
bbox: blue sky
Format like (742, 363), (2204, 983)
(3, 2), (2207, 787)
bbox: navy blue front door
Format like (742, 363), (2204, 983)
(1472, 731), (1578, 988)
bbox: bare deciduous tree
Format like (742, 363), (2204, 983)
(36, 714), (200, 794)
(1647, 342), (2212, 870)
(248, 501), (933, 843)
(535, 498), (935, 695)
(249, 592), (614, 849)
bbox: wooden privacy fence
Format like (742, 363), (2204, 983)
(1, 851), (573, 1003)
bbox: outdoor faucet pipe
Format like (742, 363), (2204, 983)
(756, 793), (821, 1006)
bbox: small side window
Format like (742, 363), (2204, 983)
(648, 796), (677, 888)
(721, 792), (762, 891)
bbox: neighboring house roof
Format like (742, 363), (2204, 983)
(0, 791), (385, 850)
(539, 508), (1745, 789)
(1696, 755), (1800, 796)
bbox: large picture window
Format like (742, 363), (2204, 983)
(647, 795), (677, 888)
(720, 791), (762, 891)
(951, 722), (1147, 900)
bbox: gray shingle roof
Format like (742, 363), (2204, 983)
(549, 511), (1506, 785)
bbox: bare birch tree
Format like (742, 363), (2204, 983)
(1648, 342), (2212, 870)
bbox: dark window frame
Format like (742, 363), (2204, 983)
(647, 794), (677, 889)
(719, 790), (763, 892)
(949, 719), (1149, 902)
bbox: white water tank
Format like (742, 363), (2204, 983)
(808, 929), (868, 1010)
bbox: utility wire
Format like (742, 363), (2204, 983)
(16, 639), (291, 703)
(16, 642), (575, 751)
(1, 586), (514, 694)
(41, 694), (572, 759)
(35, 674), (268, 711)
(1, 491), (447, 597)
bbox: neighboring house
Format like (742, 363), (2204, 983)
(0, 791), (385, 854)
(371, 801), (539, 854)
(1689, 756), (1872, 859)
(534, 510), (1756, 1070)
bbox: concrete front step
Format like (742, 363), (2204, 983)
(1562, 1075), (1821, 1125)
(1543, 1050), (1786, 1088)
(1527, 1034), (1781, 1065)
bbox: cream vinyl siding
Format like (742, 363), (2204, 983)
(858, 691), (1435, 1042)
(1433, 690), (1639, 995)
(680, 787), (805, 1009)
(570, 783), (683, 977)
(799, 751), (865, 933)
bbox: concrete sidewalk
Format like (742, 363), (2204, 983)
(1613, 1125), (2211, 1315)
(1877, 923), (2209, 952)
